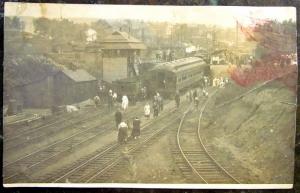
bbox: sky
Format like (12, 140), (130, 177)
(5, 2), (296, 28)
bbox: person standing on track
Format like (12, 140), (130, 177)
(144, 102), (151, 119)
(108, 90), (113, 112)
(115, 108), (122, 129)
(118, 121), (128, 144)
(204, 76), (209, 88)
(194, 96), (199, 110)
(93, 95), (100, 107)
(131, 117), (141, 139)
(153, 100), (159, 117)
(122, 95), (129, 111)
(113, 92), (118, 104)
(202, 89), (208, 97)
(175, 91), (180, 108)
(141, 87), (145, 101)
(157, 92), (163, 111)
(193, 89), (198, 102)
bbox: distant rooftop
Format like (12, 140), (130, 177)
(100, 31), (146, 50)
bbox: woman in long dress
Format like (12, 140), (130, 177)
(144, 103), (151, 119)
(122, 95), (129, 111)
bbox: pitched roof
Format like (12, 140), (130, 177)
(102, 31), (141, 43)
(152, 57), (206, 72)
(61, 68), (96, 82)
(100, 31), (146, 50)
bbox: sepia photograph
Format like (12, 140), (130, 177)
(2, 3), (298, 188)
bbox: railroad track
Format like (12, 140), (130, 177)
(3, 107), (110, 152)
(175, 90), (241, 184)
(3, 104), (144, 183)
(4, 107), (98, 140)
(4, 100), (176, 183)
(173, 74), (289, 183)
(46, 105), (186, 183)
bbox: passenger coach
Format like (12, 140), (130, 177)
(144, 57), (210, 97)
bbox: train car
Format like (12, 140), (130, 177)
(143, 57), (210, 98)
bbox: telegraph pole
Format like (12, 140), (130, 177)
(236, 20), (239, 65)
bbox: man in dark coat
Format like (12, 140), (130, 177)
(131, 117), (141, 139)
(157, 93), (163, 111)
(153, 101), (159, 117)
(193, 89), (198, 102)
(108, 91), (113, 112)
(115, 109), (122, 129)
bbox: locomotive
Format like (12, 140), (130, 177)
(143, 57), (210, 98)
(112, 77), (140, 104)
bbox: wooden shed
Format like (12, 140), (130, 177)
(53, 68), (97, 106)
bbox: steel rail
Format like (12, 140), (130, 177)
(51, 107), (179, 183)
(4, 108), (106, 152)
(3, 105), (143, 182)
(197, 90), (241, 184)
(4, 107), (99, 142)
(176, 105), (208, 183)
(85, 108), (181, 183)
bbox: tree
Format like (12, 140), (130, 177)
(5, 17), (24, 31)
(239, 19), (296, 60)
(230, 19), (297, 91)
(33, 17), (52, 35)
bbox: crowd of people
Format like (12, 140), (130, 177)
(185, 88), (209, 109)
(94, 76), (230, 144)
(212, 77), (229, 88)
(115, 91), (167, 144)
(94, 83), (132, 112)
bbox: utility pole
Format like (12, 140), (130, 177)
(141, 23), (145, 42)
(236, 21), (238, 49)
(236, 20), (239, 65)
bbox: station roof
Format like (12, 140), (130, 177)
(61, 68), (96, 82)
(100, 31), (146, 50)
(152, 57), (206, 72)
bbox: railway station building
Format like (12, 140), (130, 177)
(100, 31), (146, 83)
